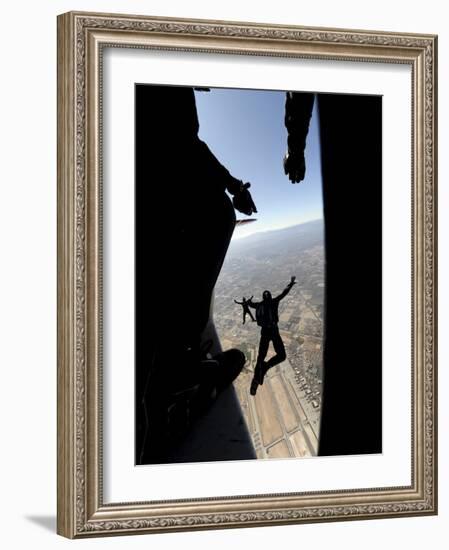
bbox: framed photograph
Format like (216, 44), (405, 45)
(57, 11), (438, 538)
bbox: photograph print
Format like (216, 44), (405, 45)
(135, 83), (382, 465)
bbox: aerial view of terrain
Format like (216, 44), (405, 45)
(213, 218), (325, 459)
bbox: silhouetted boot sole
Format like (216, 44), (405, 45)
(212, 348), (246, 394)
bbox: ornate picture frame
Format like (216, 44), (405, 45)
(57, 11), (437, 538)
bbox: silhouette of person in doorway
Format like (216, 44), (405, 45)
(234, 296), (256, 324)
(282, 91), (382, 456)
(248, 277), (297, 396)
(135, 85), (258, 464)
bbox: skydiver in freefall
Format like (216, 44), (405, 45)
(248, 276), (297, 396)
(234, 296), (256, 324)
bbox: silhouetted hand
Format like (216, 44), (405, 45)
(232, 182), (257, 215)
(283, 151), (306, 183)
(289, 276), (297, 286)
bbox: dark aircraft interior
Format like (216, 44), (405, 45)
(135, 84), (382, 465)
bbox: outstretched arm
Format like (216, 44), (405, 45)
(195, 140), (257, 215)
(274, 277), (297, 302)
(247, 298), (258, 309)
(234, 299), (243, 305)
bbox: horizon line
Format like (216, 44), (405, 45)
(232, 216), (323, 241)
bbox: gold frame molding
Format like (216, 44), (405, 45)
(57, 11), (438, 538)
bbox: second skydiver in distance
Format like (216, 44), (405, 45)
(248, 277), (297, 396)
(234, 296), (256, 324)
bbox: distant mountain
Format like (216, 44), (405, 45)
(229, 218), (324, 259)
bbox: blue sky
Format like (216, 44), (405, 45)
(195, 87), (323, 239)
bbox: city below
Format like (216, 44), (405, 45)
(214, 219), (325, 459)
